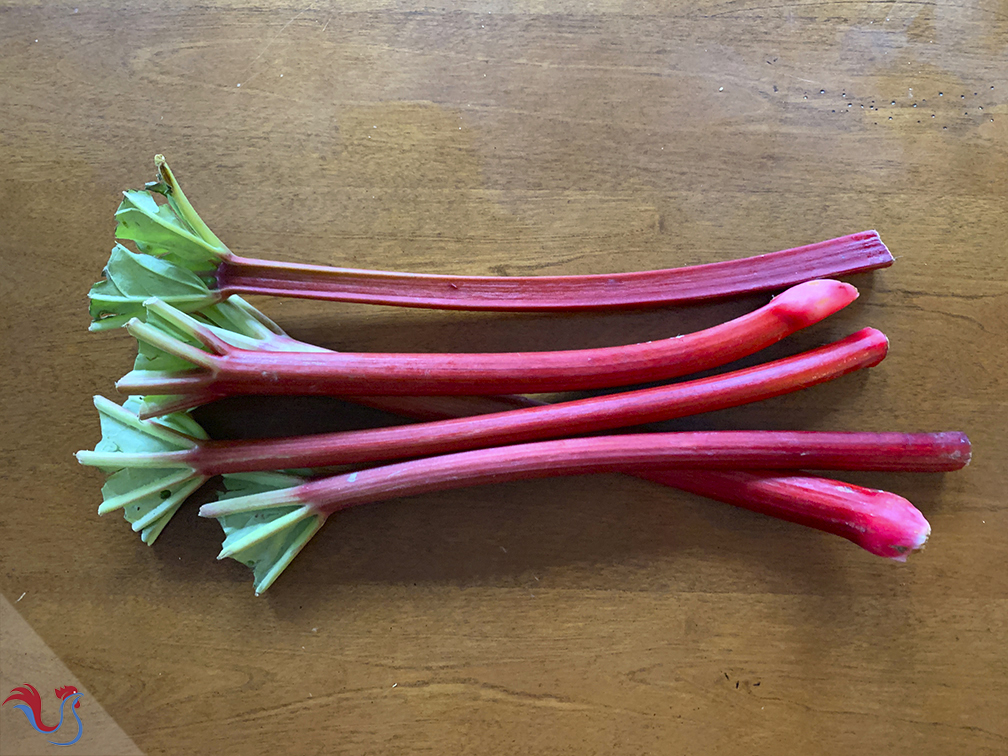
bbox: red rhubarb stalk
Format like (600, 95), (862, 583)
(145, 156), (893, 311)
(117, 279), (858, 412)
(80, 327), (889, 474)
(199, 431), (970, 561)
(219, 468), (935, 594)
(215, 233), (891, 310)
(203, 430), (967, 593)
(640, 469), (931, 561)
(219, 431), (973, 519)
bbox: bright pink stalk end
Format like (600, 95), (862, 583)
(641, 470), (931, 560)
(768, 279), (858, 330)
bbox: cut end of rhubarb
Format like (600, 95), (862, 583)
(770, 279), (858, 330)
(887, 526), (930, 563)
(853, 489), (932, 561)
(876, 232), (894, 261)
(942, 432), (972, 468)
(863, 230), (894, 267)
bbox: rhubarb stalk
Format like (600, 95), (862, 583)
(89, 156), (892, 329)
(213, 233), (890, 311)
(216, 471), (935, 593)
(199, 431), (970, 594)
(115, 279), (859, 416)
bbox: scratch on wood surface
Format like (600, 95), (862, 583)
(238, 7), (311, 86)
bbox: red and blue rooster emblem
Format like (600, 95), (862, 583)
(3, 683), (83, 746)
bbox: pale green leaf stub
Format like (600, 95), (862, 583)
(117, 299), (225, 411)
(89, 245), (217, 331)
(87, 279), (134, 331)
(200, 298), (285, 343)
(122, 302), (220, 417)
(106, 245), (212, 300)
(158, 188), (196, 240)
(148, 402), (208, 440)
(218, 506), (325, 595)
(217, 472), (323, 594)
(131, 307), (207, 373)
(153, 155), (229, 250)
(200, 301), (259, 339)
(137, 502), (183, 544)
(87, 397), (208, 544)
(98, 467), (206, 544)
(114, 190), (225, 270)
(100, 467), (186, 500)
(94, 397), (197, 463)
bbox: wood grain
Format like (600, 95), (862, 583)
(1, 1), (1005, 754)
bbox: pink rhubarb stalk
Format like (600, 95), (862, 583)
(117, 279), (858, 414)
(147, 156), (892, 310)
(202, 430), (967, 593)
(215, 233), (891, 310)
(206, 431), (973, 519)
(640, 469), (931, 560)
(81, 327), (889, 474)
(199, 430), (970, 562)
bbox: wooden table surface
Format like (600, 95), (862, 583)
(1, 2), (1005, 754)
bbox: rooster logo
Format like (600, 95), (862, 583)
(2, 683), (83, 746)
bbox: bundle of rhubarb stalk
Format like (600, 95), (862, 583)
(78, 155), (971, 595)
